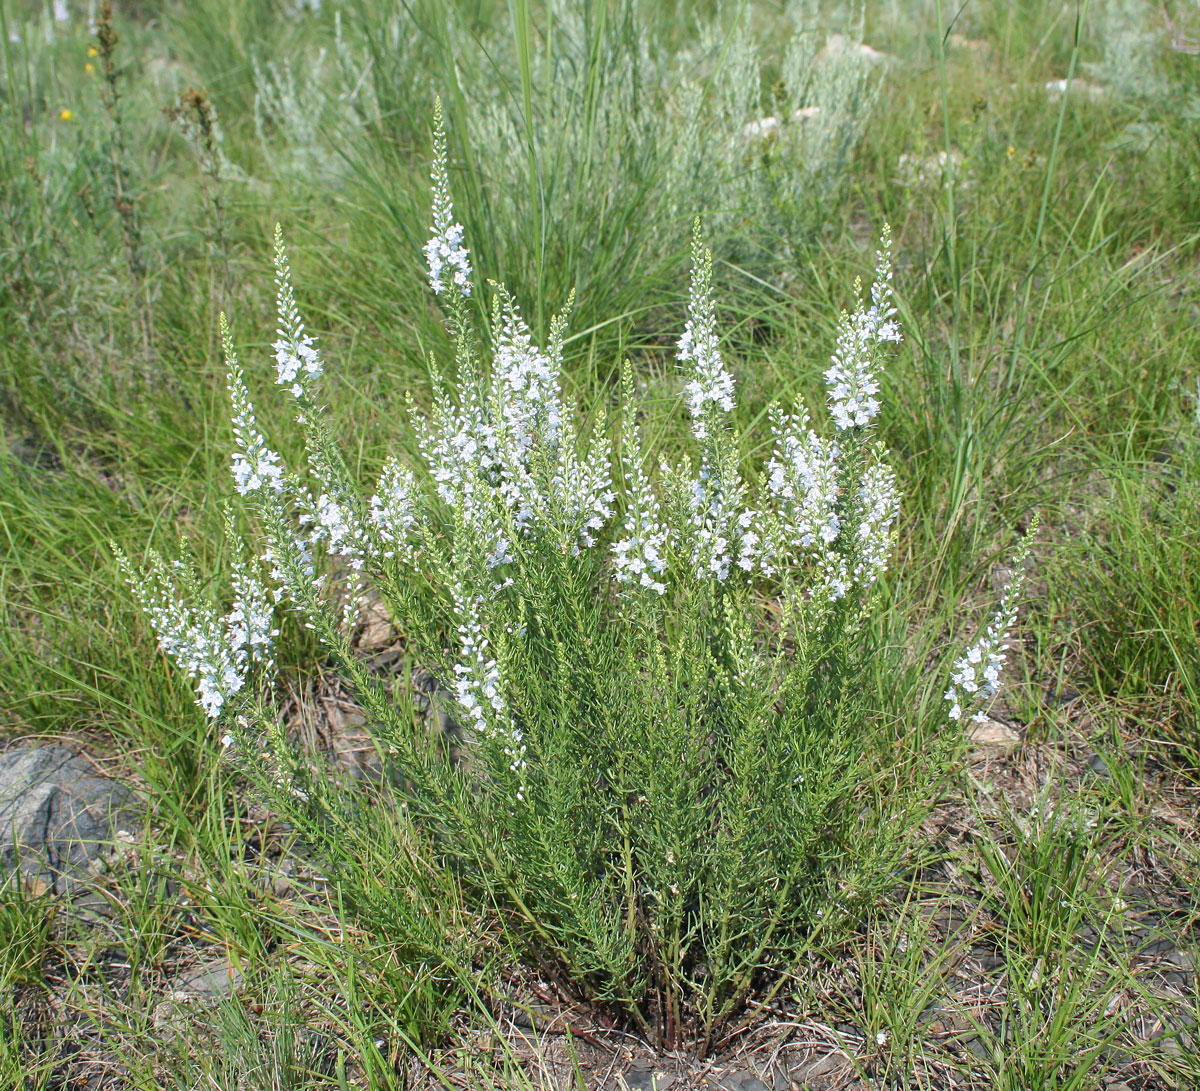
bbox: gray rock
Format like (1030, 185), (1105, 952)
(0, 745), (135, 894)
(154, 957), (246, 1032)
(718, 1073), (769, 1091)
(618, 1065), (675, 1091)
(6, 435), (62, 473)
(968, 718), (1021, 752)
(787, 1051), (845, 1088)
(169, 957), (244, 1002)
(1043, 684), (1081, 708)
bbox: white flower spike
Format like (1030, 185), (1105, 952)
(424, 98), (473, 299)
(271, 227), (323, 399)
(824, 224), (901, 431)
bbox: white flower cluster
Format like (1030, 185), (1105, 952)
(850, 460), (899, 591)
(369, 457), (418, 560)
(250, 236), (425, 594)
(421, 379), (494, 510)
(310, 490), (372, 570)
(452, 591), (525, 792)
(116, 546), (277, 720)
(825, 224), (901, 431)
(424, 99), (473, 298)
(416, 289), (614, 560)
(677, 228), (735, 442)
(271, 226), (323, 398)
(764, 404), (841, 561)
(226, 318), (286, 498)
(676, 227), (758, 582)
(612, 412), (672, 594)
(493, 289), (562, 457)
(690, 460), (753, 583)
(615, 228), (904, 601)
(945, 570), (1025, 723)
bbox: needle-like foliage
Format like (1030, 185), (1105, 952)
(118, 107), (1030, 1050)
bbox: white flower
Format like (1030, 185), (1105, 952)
(690, 461), (744, 583)
(817, 553), (851, 603)
(415, 287), (613, 555)
(369, 457), (419, 560)
(311, 491), (370, 569)
(492, 288), (562, 457)
(824, 225), (900, 431)
(678, 225), (735, 443)
(676, 225), (754, 583)
(491, 293), (615, 550)
(551, 419), (616, 550)
(226, 550), (279, 672)
(764, 403), (841, 565)
(452, 591), (526, 789)
(224, 318), (285, 498)
(424, 99), (473, 298)
(417, 378), (497, 526)
(945, 557), (1029, 724)
(115, 548), (272, 722)
(271, 226), (323, 398)
(487, 534), (513, 569)
(851, 459), (899, 590)
(612, 417), (671, 595)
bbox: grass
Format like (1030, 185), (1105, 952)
(1, 0), (1198, 1086)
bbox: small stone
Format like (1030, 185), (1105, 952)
(720, 1075), (768, 1091)
(821, 33), (889, 66)
(789, 1052), (842, 1082)
(67, 889), (118, 929)
(168, 957), (243, 1003)
(948, 33), (989, 52)
(969, 718), (1021, 751)
(897, 149), (965, 191)
(151, 1001), (179, 1033)
(743, 116), (780, 141)
(356, 594), (394, 650)
(6, 435), (62, 472)
(961, 1035), (991, 1060)
(1167, 948), (1196, 972)
(1141, 938), (1175, 958)
(619, 1065), (674, 1091)
(1043, 684), (1080, 708)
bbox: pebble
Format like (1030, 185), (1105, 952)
(968, 718), (1021, 751)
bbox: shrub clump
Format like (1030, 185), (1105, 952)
(118, 106), (1024, 1050)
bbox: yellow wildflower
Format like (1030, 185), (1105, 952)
(1006, 145), (1016, 159)
(87, 45), (99, 57)
(85, 63), (95, 74)
(59, 109), (74, 122)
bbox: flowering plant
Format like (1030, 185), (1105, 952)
(118, 104), (1026, 1049)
